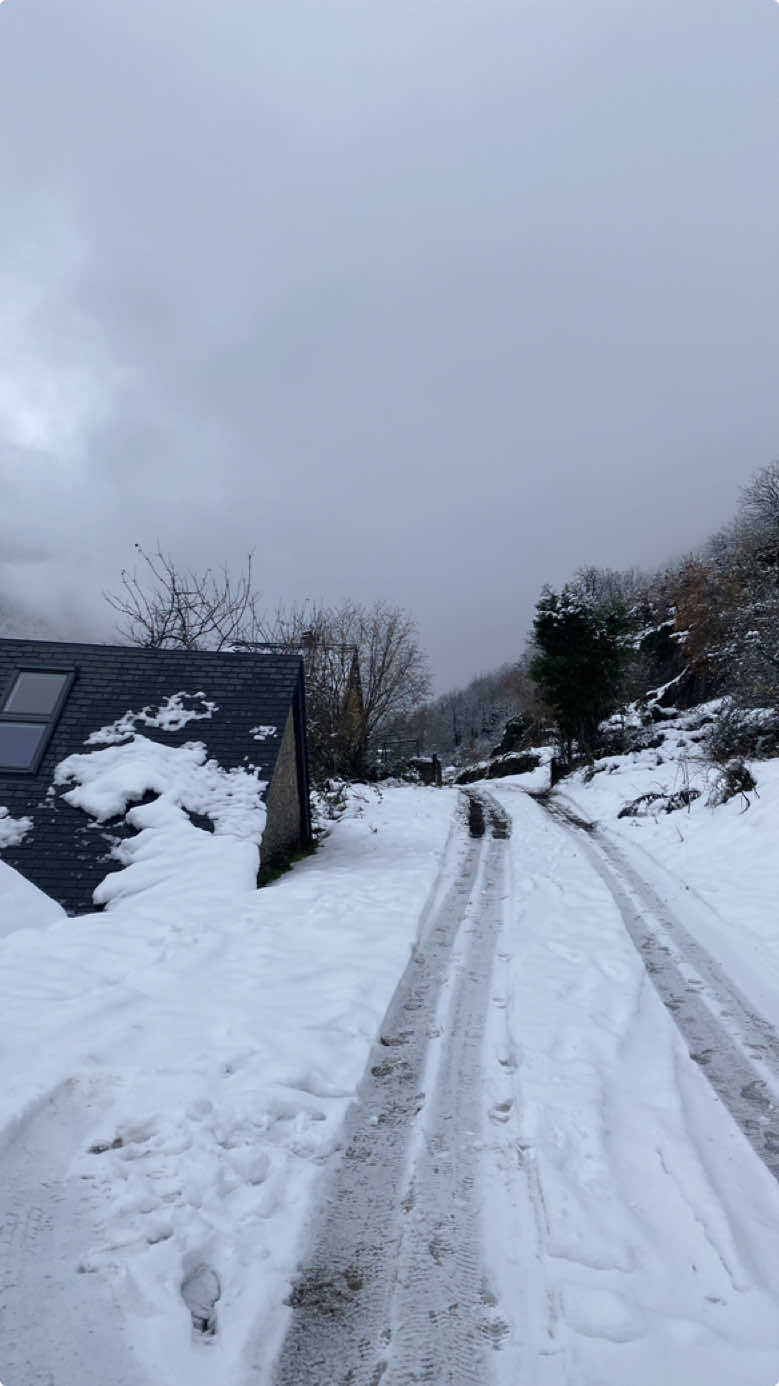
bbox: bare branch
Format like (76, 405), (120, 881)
(104, 545), (262, 650)
(257, 597), (431, 778)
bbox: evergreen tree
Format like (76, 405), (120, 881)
(530, 585), (628, 761)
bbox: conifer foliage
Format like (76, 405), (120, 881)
(530, 585), (628, 762)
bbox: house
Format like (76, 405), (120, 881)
(0, 638), (311, 914)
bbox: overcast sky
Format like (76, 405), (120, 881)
(1, 0), (778, 691)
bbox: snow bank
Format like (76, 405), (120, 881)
(0, 858), (64, 936)
(0, 783), (454, 1386)
(484, 786), (779, 1386)
(554, 709), (779, 1032)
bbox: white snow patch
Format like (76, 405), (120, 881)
(54, 735), (267, 908)
(86, 691), (217, 745)
(56, 736), (266, 836)
(0, 805), (33, 848)
(250, 725), (278, 742)
(0, 859), (64, 936)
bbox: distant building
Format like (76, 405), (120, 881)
(0, 639), (311, 914)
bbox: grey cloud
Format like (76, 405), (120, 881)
(1, 0), (778, 689)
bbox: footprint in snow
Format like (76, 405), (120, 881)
(181, 1263), (221, 1336)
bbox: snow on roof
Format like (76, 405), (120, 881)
(54, 734), (268, 909)
(0, 806), (33, 849)
(56, 735), (267, 833)
(0, 640), (307, 913)
(86, 691), (218, 746)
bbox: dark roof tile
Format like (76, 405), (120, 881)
(0, 638), (307, 914)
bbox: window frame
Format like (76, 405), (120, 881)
(0, 666), (76, 774)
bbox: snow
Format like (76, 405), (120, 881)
(3, 705), (779, 1383)
(250, 725), (278, 742)
(483, 785), (779, 1386)
(555, 707), (779, 1034)
(0, 857), (64, 935)
(455, 743), (555, 793)
(0, 804), (33, 847)
(86, 691), (218, 745)
(50, 733), (270, 909)
(0, 782), (454, 1386)
(56, 735), (267, 835)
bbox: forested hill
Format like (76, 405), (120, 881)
(399, 462), (779, 769)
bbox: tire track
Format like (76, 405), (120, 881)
(540, 793), (779, 1181)
(263, 791), (511, 1386)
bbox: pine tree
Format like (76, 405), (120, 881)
(530, 586), (628, 761)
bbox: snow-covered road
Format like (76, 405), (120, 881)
(268, 790), (511, 1386)
(543, 793), (779, 1178)
(482, 783), (779, 1386)
(3, 774), (779, 1385)
(266, 783), (779, 1385)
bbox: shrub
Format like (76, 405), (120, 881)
(707, 759), (757, 808)
(618, 788), (700, 818)
(705, 701), (779, 763)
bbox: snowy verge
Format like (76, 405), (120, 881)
(482, 787), (779, 1386)
(459, 704), (779, 1033)
(552, 709), (779, 1032)
(0, 784), (455, 1386)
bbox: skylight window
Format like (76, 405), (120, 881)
(5, 671), (68, 716)
(0, 667), (75, 773)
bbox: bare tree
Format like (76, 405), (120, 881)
(261, 598), (431, 777)
(348, 600), (431, 742)
(741, 460), (779, 538)
(105, 545), (262, 650)
(572, 565), (646, 615)
(106, 551), (430, 777)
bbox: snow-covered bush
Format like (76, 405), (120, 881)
(618, 787), (700, 818)
(706, 759), (758, 809)
(705, 701), (779, 764)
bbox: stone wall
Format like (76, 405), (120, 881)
(261, 708), (304, 871)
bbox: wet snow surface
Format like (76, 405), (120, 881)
(269, 792), (510, 1385)
(542, 796), (779, 1179)
(2, 745), (779, 1384)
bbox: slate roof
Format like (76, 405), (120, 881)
(0, 639), (308, 914)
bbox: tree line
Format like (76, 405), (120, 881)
(396, 461), (779, 771)
(514, 462), (779, 766)
(3, 460), (776, 782)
